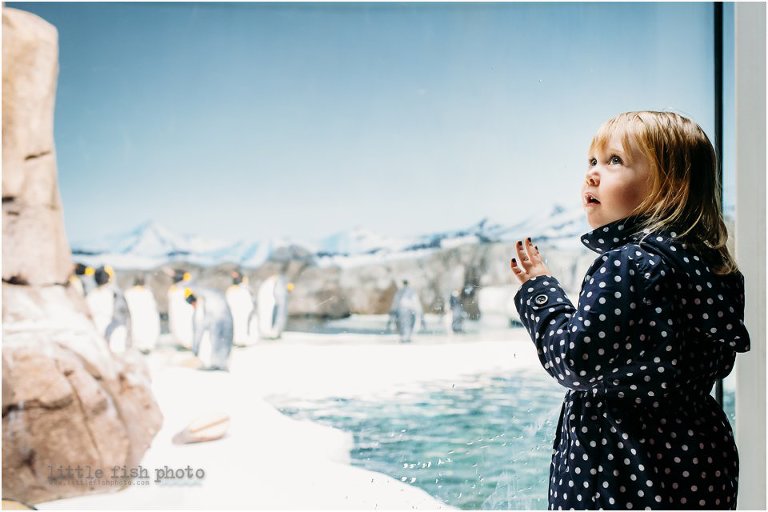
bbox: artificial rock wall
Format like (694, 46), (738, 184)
(2, 8), (162, 504)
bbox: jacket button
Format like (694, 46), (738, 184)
(534, 294), (548, 305)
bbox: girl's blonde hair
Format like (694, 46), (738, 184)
(589, 111), (738, 275)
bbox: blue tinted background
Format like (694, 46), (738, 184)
(9, 2), (721, 244)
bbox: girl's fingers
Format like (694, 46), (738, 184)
(525, 238), (540, 263)
(515, 240), (528, 267)
(516, 239), (533, 270)
(510, 258), (527, 282)
(512, 238), (548, 284)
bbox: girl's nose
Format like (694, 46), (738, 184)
(585, 170), (599, 186)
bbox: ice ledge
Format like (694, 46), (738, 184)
(36, 364), (454, 510)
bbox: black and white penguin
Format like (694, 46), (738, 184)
(256, 275), (291, 340)
(86, 265), (133, 353)
(69, 262), (96, 297)
(225, 270), (258, 346)
(124, 275), (160, 353)
(167, 269), (194, 349)
(184, 287), (234, 371)
(448, 290), (465, 333)
(387, 280), (424, 343)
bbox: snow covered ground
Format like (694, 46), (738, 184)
(37, 318), (542, 510)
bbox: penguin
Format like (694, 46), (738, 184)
(167, 269), (195, 349)
(448, 290), (465, 334)
(85, 265), (132, 353)
(69, 263), (96, 297)
(256, 275), (291, 340)
(388, 280), (423, 343)
(225, 270), (258, 346)
(123, 275), (161, 353)
(184, 287), (234, 371)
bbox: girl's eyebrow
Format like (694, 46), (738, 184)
(588, 147), (626, 158)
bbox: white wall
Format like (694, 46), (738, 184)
(734, 3), (766, 509)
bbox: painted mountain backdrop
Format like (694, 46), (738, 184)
(71, 203), (590, 270)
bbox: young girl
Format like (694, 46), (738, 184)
(510, 111), (751, 510)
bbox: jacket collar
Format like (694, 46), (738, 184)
(580, 214), (649, 254)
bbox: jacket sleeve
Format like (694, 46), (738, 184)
(514, 245), (677, 395)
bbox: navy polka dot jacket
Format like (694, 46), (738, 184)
(514, 214), (750, 510)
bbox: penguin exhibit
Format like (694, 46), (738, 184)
(0, 8), (588, 506)
(2, 4), (745, 511)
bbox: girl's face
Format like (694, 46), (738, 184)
(582, 133), (652, 229)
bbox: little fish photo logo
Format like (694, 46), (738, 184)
(46, 465), (206, 487)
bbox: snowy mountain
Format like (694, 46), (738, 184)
(71, 221), (260, 269)
(384, 203), (591, 253)
(70, 203), (591, 270)
(491, 204), (590, 249)
(72, 221), (229, 258)
(317, 227), (412, 257)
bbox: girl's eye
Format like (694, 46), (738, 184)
(588, 158), (597, 167)
(610, 155), (623, 165)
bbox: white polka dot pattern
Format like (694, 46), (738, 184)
(513, 215), (750, 510)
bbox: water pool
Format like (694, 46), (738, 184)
(273, 370), (736, 509)
(274, 368), (564, 509)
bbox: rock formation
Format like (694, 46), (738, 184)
(127, 240), (595, 322)
(2, 8), (162, 504)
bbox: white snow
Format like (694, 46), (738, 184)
(317, 226), (411, 256)
(231, 330), (540, 402)
(439, 235), (479, 249)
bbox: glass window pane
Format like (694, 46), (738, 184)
(6, 2), (723, 509)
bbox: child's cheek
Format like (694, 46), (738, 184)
(613, 183), (640, 210)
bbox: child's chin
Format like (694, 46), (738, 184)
(584, 212), (602, 229)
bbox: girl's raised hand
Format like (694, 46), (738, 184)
(510, 238), (551, 285)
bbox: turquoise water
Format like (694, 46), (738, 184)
(275, 369), (564, 509)
(274, 371), (736, 510)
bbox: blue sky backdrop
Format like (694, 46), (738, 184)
(8, 2), (733, 245)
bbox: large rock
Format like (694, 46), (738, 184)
(2, 284), (163, 503)
(276, 241), (595, 318)
(287, 265), (354, 318)
(117, 239), (597, 321)
(2, 287), (163, 505)
(2, 8), (71, 286)
(2, 7), (163, 505)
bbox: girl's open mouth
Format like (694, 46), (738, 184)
(585, 193), (601, 206)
